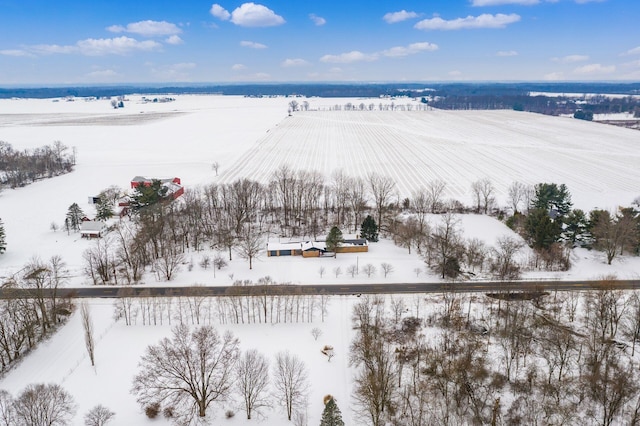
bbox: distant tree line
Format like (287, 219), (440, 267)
(429, 93), (640, 117)
(0, 140), (75, 188)
(2, 82), (639, 99)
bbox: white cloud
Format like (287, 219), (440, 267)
(230, 3), (285, 27)
(231, 63), (247, 71)
(78, 37), (162, 56)
(240, 40), (267, 49)
(449, 70), (463, 76)
(281, 58), (310, 67)
(381, 42), (438, 57)
(86, 69), (118, 78)
(415, 13), (520, 30)
(107, 20), (181, 36)
(149, 62), (196, 80)
(573, 63), (615, 74)
(622, 46), (640, 56)
(383, 10), (419, 24)
(321, 42), (438, 64)
(320, 51), (378, 64)
(309, 14), (326, 26)
(496, 50), (518, 56)
(254, 72), (270, 80)
(165, 35), (184, 45)
(552, 54), (589, 63)
(170, 62), (196, 70)
(0, 49), (33, 57)
(575, 0), (606, 3)
(471, 0), (540, 5)
(31, 44), (77, 54)
(329, 67), (342, 73)
(32, 37), (162, 56)
(210, 4), (231, 20)
(544, 71), (564, 80)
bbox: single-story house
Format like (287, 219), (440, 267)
(267, 239), (368, 257)
(80, 221), (108, 238)
(267, 242), (303, 257)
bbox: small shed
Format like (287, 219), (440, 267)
(80, 221), (107, 238)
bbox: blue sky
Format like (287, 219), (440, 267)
(0, 0), (638, 84)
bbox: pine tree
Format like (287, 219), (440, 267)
(325, 226), (344, 256)
(95, 199), (114, 221)
(320, 398), (344, 426)
(360, 215), (379, 242)
(0, 218), (6, 254)
(65, 203), (85, 233)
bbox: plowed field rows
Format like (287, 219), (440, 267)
(218, 109), (640, 209)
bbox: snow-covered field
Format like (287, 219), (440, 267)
(1, 94), (640, 425)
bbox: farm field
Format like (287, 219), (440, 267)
(1, 94), (640, 425)
(218, 108), (640, 211)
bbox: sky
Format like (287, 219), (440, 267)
(0, 0), (638, 85)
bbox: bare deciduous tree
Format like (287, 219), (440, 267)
(508, 181), (528, 214)
(368, 173), (395, 234)
(381, 262), (394, 278)
(236, 349), (270, 420)
(363, 263), (376, 278)
(13, 383), (76, 426)
(273, 351), (309, 421)
(471, 178), (495, 214)
(84, 404), (115, 426)
(311, 327), (323, 341)
(426, 180), (447, 213)
(238, 224), (263, 270)
(132, 324), (239, 421)
(489, 236), (524, 280)
(0, 390), (15, 426)
(81, 302), (95, 367)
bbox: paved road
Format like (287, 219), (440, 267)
(2, 279), (640, 299)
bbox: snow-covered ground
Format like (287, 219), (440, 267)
(1, 95), (640, 425)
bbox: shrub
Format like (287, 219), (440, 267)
(225, 410), (235, 419)
(163, 406), (174, 418)
(145, 402), (160, 419)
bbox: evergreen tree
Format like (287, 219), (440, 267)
(525, 208), (562, 250)
(0, 218), (6, 254)
(564, 208), (590, 247)
(320, 398), (344, 426)
(130, 179), (168, 212)
(95, 199), (114, 221)
(325, 226), (344, 256)
(531, 183), (573, 218)
(360, 215), (379, 242)
(65, 203), (85, 233)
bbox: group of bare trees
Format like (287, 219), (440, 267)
(387, 211), (524, 280)
(79, 167), (638, 286)
(113, 279), (331, 327)
(81, 167), (400, 283)
(349, 283), (640, 426)
(0, 384), (115, 426)
(131, 323), (309, 423)
(0, 140), (75, 188)
(0, 256), (71, 372)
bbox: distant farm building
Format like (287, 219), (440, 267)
(267, 239), (368, 257)
(130, 176), (184, 200)
(80, 221), (107, 238)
